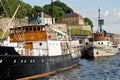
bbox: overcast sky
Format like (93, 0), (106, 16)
(23, 0), (120, 34)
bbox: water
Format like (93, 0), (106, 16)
(38, 53), (120, 80)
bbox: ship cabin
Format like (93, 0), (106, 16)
(88, 18), (112, 46)
(9, 25), (71, 56)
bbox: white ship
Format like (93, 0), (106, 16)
(82, 9), (119, 59)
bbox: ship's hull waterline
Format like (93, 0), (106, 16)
(0, 53), (80, 79)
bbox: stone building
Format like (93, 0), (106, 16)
(60, 13), (91, 32)
(61, 13), (84, 25)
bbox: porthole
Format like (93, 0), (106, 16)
(0, 59), (2, 63)
(96, 52), (99, 55)
(30, 60), (32, 63)
(39, 43), (42, 46)
(14, 59), (16, 63)
(101, 42), (103, 45)
(5, 53), (8, 55)
(24, 60), (27, 63)
(42, 59), (44, 62)
(21, 60), (23, 63)
(33, 60), (35, 63)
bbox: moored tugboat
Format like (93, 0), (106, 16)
(82, 9), (119, 59)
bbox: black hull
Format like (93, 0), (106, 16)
(0, 54), (80, 79)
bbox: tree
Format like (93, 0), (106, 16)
(0, 0), (32, 18)
(84, 17), (94, 31)
(53, 1), (73, 13)
(43, 4), (51, 15)
(17, 2), (32, 18)
(31, 6), (43, 16)
(0, 0), (21, 17)
(43, 0), (73, 22)
(0, 3), (4, 16)
(53, 6), (64, 22)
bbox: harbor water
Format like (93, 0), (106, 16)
(39, 52), (120, 80)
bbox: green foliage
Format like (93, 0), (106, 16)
(84, 17), (94, 30)
(70, 29), (81, 35)
(82, 30), (92, 36)
(53, 1), (73, 13)
(43, 4), (51, 15)
(31, 6), (43, 16)
(70, 28), (92, 36)
(17, 2), (32, 18)
(0, 31), (7, 38)
(0, 0), (21, 17)
(0, 0), (32, 18)
(43, 0), (73, 22)
(0, 0), (73, 21)
(53, 6), (65, 22)
(0, 3), (4, 16)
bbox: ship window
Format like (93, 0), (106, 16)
(33, 60), (35, 62)
(42, 59), (44, 62)
(5, 53), (8, 55)
(29, 27), (32, 31)
(42, 28), (45, 31)
(0, 59), (2, 63)
(79, 40), (82, 44)
(101, 42), (103, 45)
(48, 36), (51, 39)
(21, 60), (23, 63)
(96, 52), (99, 55)
(38, 27), (40, 31)
(33, 27), (36, 31)
(30, 60), (32, 63)
(26, 27), (28, 31)
(14, 59), (16, 63)
(24, 60), (27, 63)
(39, 43), (42, 46)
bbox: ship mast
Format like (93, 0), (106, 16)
(51, 0), (54, 24)
(0, 0), (8, 17)
(1, 4), (20, 39)
(98, 9), (104, 32)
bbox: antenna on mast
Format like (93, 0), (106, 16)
(51, 0), (53, 24)
(98, 8), (104, 32)
(1, 4), (20, 39)
(98, 8), (100, 20)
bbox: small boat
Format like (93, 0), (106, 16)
(82, 9), (119, 59)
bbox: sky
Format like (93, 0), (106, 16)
(23, 0), (120, 34)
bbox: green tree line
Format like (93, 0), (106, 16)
(0, 0), (73, 19)
(0, 0), (93, 36)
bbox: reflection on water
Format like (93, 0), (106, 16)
(37, 53), (120, 80)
